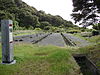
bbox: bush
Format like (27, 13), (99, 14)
(67, 30), (81, 34)
(34, 28), (42, 31)
(92, 30), (100, 36)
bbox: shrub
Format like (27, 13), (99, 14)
(92, 30), (100, 36)
(67, 30), (81, 34)
(34, 28), (42, 31)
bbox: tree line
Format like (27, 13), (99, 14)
(0, 0), (78, 31)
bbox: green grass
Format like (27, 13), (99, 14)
(87, 35), (100, 43)
(73, 33), (87, 40)
(13, 30), (36, 36)
(0, 43), (81, 75)
(13, 30), (44, 36)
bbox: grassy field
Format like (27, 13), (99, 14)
(13, 30), (45, 36)
(0, 43), (82, 75)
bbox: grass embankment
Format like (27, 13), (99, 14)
(0, 43), (81, 75)
(73, 33), (100, 43)
(78, 43), (100, 69)
(71, 34), (100, 69)
(87, 35), (100, 43)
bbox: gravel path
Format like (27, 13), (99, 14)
(63, 33), (91, 47)
(37, 33), (66, 47)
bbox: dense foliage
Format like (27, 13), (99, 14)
(71, 0), (100, 27)
(0, 0), (77, 30)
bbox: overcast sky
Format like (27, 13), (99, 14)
(22, 0), (73, 21)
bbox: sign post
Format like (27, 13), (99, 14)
(1, 20), (16, 64)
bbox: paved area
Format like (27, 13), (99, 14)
(0, 32), (91, 47)
(37, 33), (66, 47)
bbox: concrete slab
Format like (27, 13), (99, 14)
(37, 33), (66, 47)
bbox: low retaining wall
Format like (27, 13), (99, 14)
(73, 54), (100, 75)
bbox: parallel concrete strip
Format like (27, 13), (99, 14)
(61, 33), (76, 46)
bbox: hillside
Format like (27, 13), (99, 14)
(0, 0), (78, 30)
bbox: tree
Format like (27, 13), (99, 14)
(71, 0), (100, 27)
(0, 0), (77, 30)
(14, 0), (22, 6)
(40, 21), (52, 29)
(13, 21), (19, 30)
(0, 11), (14, 20)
